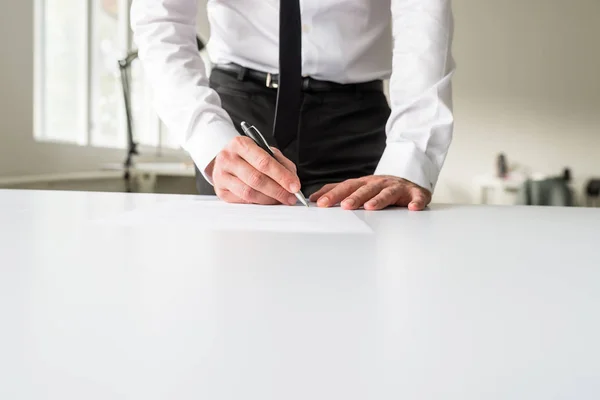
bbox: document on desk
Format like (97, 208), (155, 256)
(97, 198), (372, 234)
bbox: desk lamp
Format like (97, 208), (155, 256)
(118, 36), (205, 191)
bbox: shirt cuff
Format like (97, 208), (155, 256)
(374, 141), (437, 193)
(182, 120), (239, 185)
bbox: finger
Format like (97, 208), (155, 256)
(271, 147), (297, 174)
(216, 188), (246, 204)
(232, 137), (301, 194)
(317, 179), (365, 208)
(220, 173), (279, 205)
(225, 157), (298, 206)
(309, 183), (338, 202)
(340, 182), (385, 210)
(408, 187), (430, 211)
(364, 186), (404, 211)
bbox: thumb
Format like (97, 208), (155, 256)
(408, 188), (429, 211)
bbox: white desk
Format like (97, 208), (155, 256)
(102, 162), (195, 192)
(474, 173), (551, 205)
(102, 162), (196, 177)
(1, 189), (599, 399)
(473, 175), (526, 205)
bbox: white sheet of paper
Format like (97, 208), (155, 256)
(96, 198), (372, 234)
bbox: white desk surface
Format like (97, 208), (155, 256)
(102, 162), (195, 177)
(1, 189), (599, 399)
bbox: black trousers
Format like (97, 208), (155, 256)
(195, 69), (390, 197)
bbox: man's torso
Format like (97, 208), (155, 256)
(205, 0), (393, 84)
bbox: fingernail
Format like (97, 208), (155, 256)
(318, 197), (329, 207)
(408, 202), (422, 210)
(366, 200), (377, 208)
(288, 195), (298, 205)
(342, 198), (355, 208)
(290, 183), (300, 193)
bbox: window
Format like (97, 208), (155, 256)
(34, 0), (177, 150)
(90, 0), (124, 147)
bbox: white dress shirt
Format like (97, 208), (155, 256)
(131, 0), (455, 192)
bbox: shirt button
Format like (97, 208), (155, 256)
(302, 24), (311, 33)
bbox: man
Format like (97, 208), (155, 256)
(131, 0), (454, 211)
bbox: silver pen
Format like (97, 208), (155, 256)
(240, 122), (309, 207)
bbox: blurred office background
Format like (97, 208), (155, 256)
(1, 0), (599, 205)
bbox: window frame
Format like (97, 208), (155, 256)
(34, 0), (169, 153)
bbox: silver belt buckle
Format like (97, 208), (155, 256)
(266, 73), (279, 89)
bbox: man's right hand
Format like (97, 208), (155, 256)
(206, 136), (301, 205)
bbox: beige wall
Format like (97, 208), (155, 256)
(435, 0), (600, 204)
(197, 0), (210, 41)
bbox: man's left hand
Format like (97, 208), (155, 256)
(309, 175), (432, 211)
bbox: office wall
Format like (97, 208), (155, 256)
(435, 0), (600, 204)
(0, 0), (185, 179)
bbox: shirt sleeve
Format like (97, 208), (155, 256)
(375, 0), (456, 193)
(130, 0), (238, 183)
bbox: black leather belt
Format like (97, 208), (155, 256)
(214, 63), (383, 93)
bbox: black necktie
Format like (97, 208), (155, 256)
(272, 0), (302, 150)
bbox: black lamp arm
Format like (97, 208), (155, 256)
(117, 35), (206, 185)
